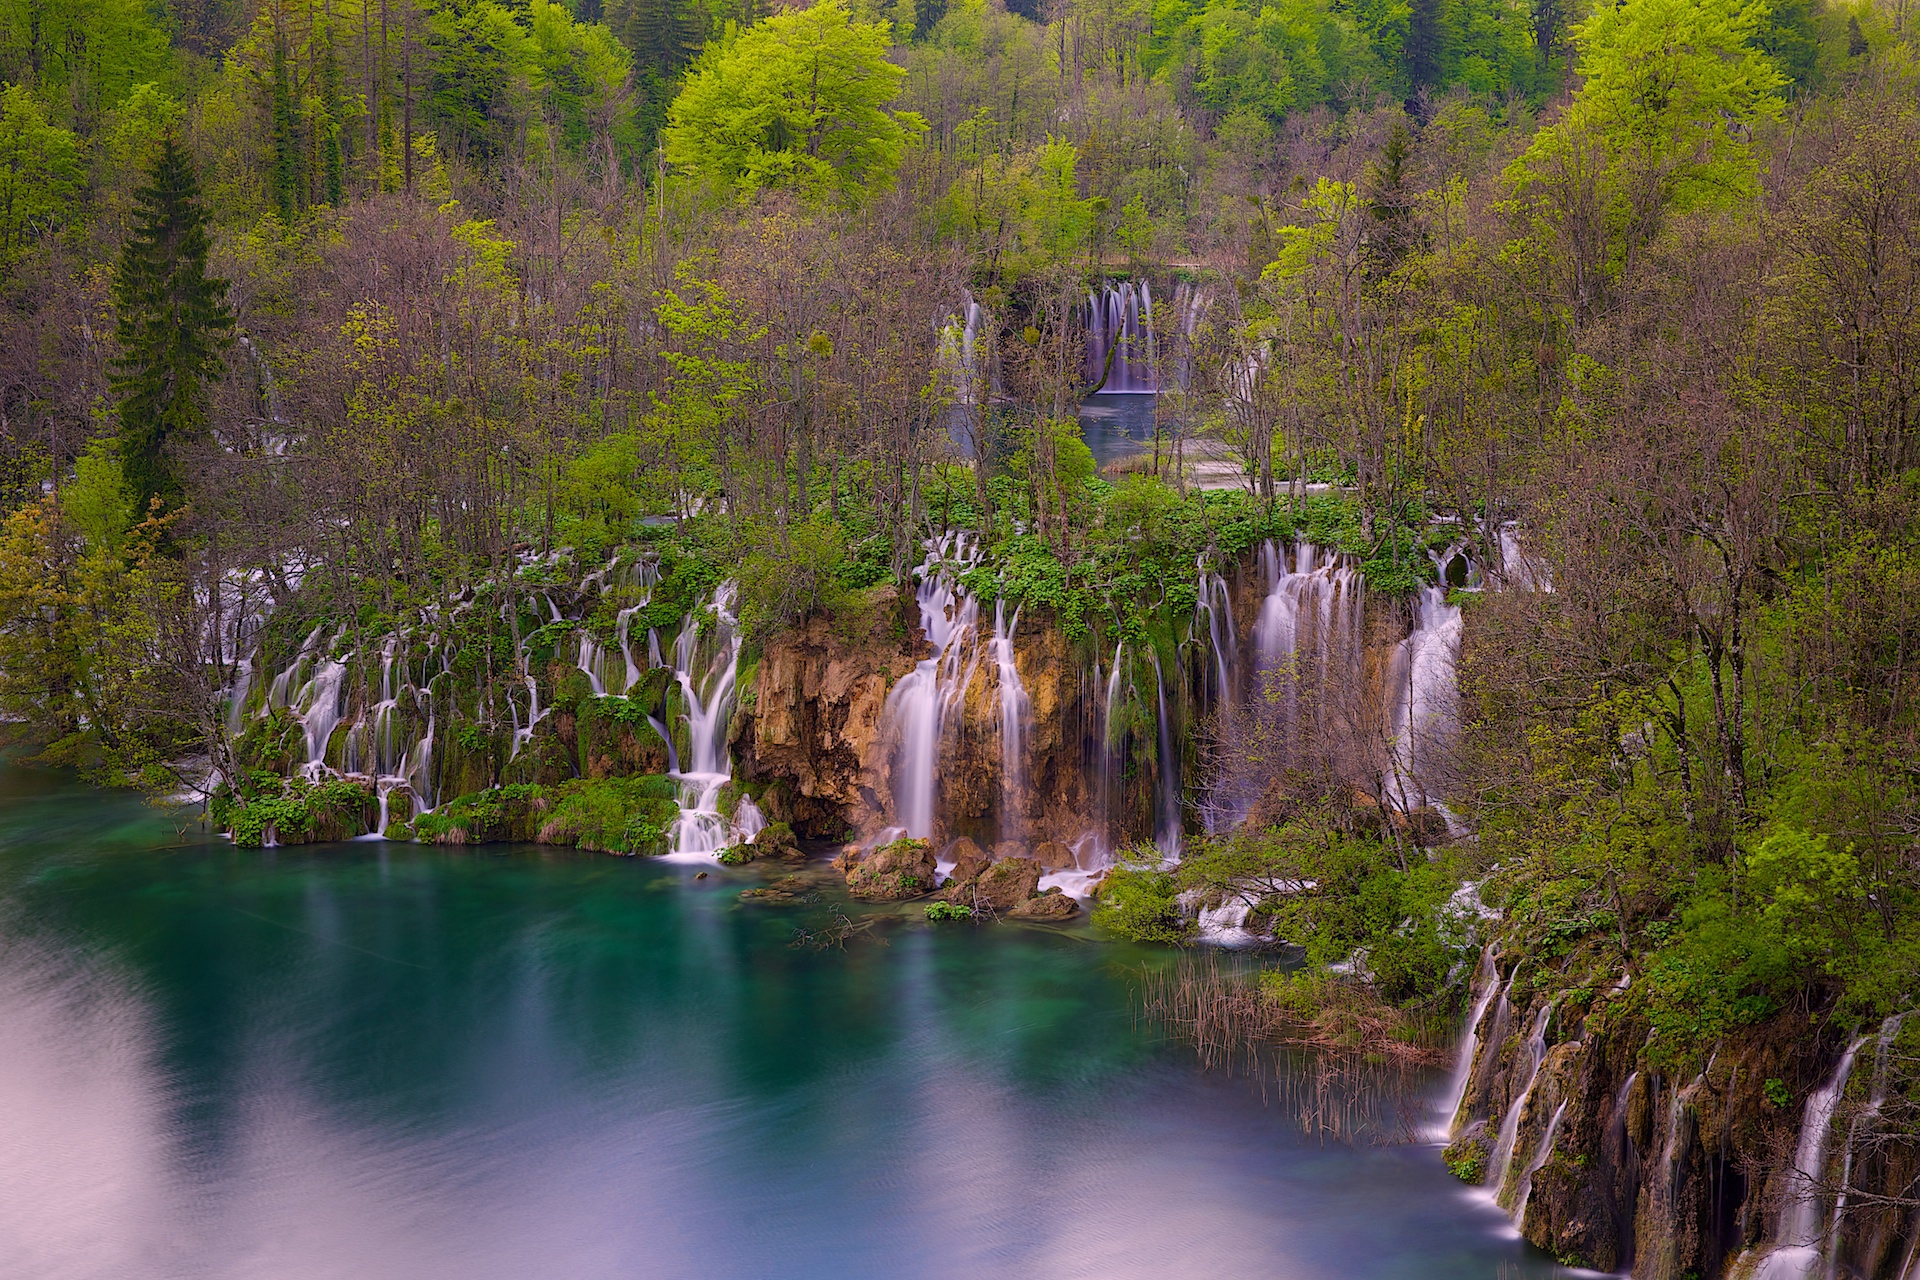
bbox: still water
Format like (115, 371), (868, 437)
(0, 763), (1572, 1280)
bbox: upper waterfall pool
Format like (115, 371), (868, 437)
(0, 762), (1575, 1280)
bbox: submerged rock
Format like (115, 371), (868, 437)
(1008, 887), (1078, 921)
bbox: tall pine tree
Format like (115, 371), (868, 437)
(112, 134), (235, 523)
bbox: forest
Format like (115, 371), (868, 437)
(3, 0), (1920, 1266)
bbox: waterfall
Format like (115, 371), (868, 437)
(614, 556), (660, 691)
(1386, 584), (1463, 812)
(665, 582), (754, 860)
(294, 649), (351, 780)
(224, 660), (253, 739)
(1822, 1015), (1907, 1279)
(1150, 648), (1181, 857)
(991, 599), (1030, 838)
(1196, 565), (1239, 714)
(575, 630), (622, 698)
(1489, 1000), (1558, 1201)
(1084, 281), (1208, 394)
(882, 535), (982, 841)
(1511, 1100), (1569, 1228)
(1433, 948), (1503, 1140)
(1747, 1036), (1871, 1280)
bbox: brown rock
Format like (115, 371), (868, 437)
(943, 837), (990, 886)
(844, 838), (939, 901)
(1008, 888), (1078, 921)
(991, 840), (1029, 861)
(971, 856), (1042, 912)
(1032, 840), (1077, 871)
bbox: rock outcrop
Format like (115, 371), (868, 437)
(738, 598), (917, 838)
(1446, 956), (1919, 1278)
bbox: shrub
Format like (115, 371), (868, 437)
(925, 900), (972, 921)
(1093, 865), (1194, 944)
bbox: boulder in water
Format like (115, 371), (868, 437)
(843, 837), (938, 900)
(971, 856), (1042, 912)
(1008, 888), (1078, 921)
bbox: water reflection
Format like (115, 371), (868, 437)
(0, 767), (1569, 1280)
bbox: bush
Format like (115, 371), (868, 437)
(1093, 864), (1194, 944)
(925, 900), (972, 921)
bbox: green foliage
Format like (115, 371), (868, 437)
(539, 775), (681, 854)
(925, 900), (973, 921)
(664, 0), (926, 201)
(225, 776), (374, 847)
(1092, 855), (1194, 944)
(0, 85), (81, 268)
(736, 515), (857, 638)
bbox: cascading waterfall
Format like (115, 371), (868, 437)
(1750, 1034), (1873, 1279)
(1490, 1000), (1559, 1203)
(665, 582), (756, 860)
(991, 599), (1031, 839)
(1083, 281), (1209, 394)
(882, 534), (982, 841)
(1511, 1100), (1569, 1228)
(1434, 948), (1503, 1140)
(1150, 649), (1182, 857)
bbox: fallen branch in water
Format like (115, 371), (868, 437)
(790, 909), (888, 951)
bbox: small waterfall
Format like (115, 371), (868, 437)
(225, 659), (253, 738)
(1826, 1016), (1907, 1279)
(295, 650), (350, 779)
(575, 630), (623, 698)
(1434, 948), (1503, 1140)
(1752, 1035), (1872, 1279)
(665, 582), (753, 860)
(1386, 583), (1463, 812)
(1511, 1100), (1569, 1228)
(1083, 281), (1208, 394)
(882, 535), (982, 841)
(1150, 648), (1181, 857)
(1196, 564), (1239, 713)
(991, 599), (1030, 838)
(938, 296), (988, 406)
(614, 556), (660, 690)
(1490, 1000), (1558, 1200)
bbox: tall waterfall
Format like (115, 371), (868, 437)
(883, 534), (982, 841)
(991, 599), (1031, 841)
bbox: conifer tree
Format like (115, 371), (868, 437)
(111, 134), (235, 522)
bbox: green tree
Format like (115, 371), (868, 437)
(0, 84), (81, 268)
(1507, 0), (1784, 318)
(663, 0), (926, 202)
(111, 134), (235, 521)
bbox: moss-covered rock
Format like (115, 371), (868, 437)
(842, 837), (937, 901)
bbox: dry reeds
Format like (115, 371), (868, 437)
(1140, 954), (1452, 1142)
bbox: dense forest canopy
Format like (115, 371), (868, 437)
(5, 0), (1920, 1219)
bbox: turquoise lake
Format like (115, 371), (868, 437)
(0, 762), (1574, 1279)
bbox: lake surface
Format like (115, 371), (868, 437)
(0, 762), (1573, 1280)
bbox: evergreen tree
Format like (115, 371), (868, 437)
(111, 134), (235, 522)
(270, 26), (301, 219)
